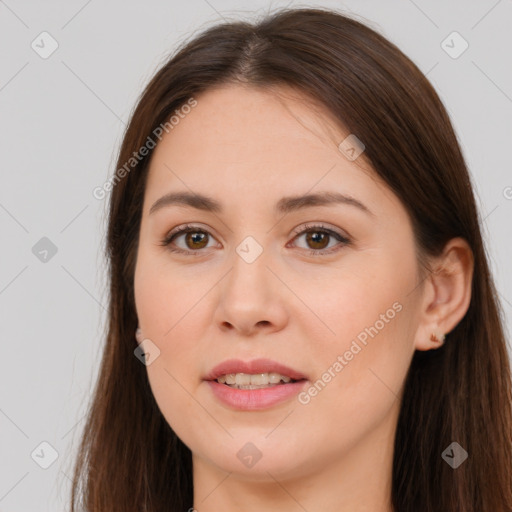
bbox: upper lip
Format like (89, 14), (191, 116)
(204, 358), (308, 381)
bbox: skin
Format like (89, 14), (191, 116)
(133, 83), (473, 512)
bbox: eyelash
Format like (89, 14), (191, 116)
(158, 222), (351, 257)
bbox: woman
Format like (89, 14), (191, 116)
(70, 7), (512, 511)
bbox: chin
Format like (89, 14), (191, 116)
(197, 443), (312, 482)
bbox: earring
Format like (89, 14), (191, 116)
(430, 332), (445, 343)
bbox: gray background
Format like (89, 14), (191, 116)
(1, 0), (511, 510)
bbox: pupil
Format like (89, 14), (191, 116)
(308, 231), (328, 249)
(187, 232), (207, 249)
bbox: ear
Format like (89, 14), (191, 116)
(414, 237), (474, 351)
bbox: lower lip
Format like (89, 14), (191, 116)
(205, 380), (308, 410)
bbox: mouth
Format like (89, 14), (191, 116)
(203, 358), (308, 409)
(204, 357), (307, 384)
(215, 372), (305, 390)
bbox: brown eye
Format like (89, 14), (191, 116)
(160, 225), (217, 255)
(160, 222), (350, 257)
(304, 231), (330, 250)
(183, 231), (209, 250)
(290, 223), (351, 256)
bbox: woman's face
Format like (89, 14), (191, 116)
(134, 84), (424, 482)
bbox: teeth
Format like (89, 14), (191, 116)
(216, 372), (294, 387)
(235, 373), (251, 386)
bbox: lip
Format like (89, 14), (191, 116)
(203, 358), (308, 382)
(203, 358), (309, 411)
(206, 380), (308, 410)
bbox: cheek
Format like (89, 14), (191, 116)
(134, 248), (204, 342)
(133, 252), (214, 430)
(297, 255), (416, 419)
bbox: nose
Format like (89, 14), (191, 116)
(213, 244), (289, 337)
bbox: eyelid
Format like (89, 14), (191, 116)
(165, 222), (216, 241)
(290, 221), (350, 239)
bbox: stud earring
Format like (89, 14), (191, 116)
(430, 332), (445, 343)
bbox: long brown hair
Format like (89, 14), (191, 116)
(69, 7), (512, 511)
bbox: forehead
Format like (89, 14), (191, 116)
(153, 84), (349, 159)
(143, 84), (397, 218)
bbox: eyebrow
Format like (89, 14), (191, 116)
(149, 190), (374, 217)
